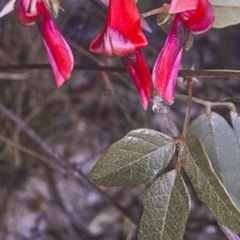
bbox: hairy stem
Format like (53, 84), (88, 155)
(152, 96), (180, 138)
(176, 94), (236, 112)
(181, 79), (193, 139)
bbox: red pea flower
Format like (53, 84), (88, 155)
(153, 0), (214, 104)
(153, 15), (189, 104)
(89, 0), (151, 109)
(89, 0), (147, 57)
(13, 0), (73, 87)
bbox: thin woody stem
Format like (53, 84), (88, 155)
(178, 69), (240, 79)
(176, 94), (236, 112)
(141, 7), (164, 18)
(181, 79), (193, 139)
(1, 65), (240, 79)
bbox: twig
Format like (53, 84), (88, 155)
(0, 135), (65, 171)
(181, 79), (193, 139)
(0, 104), (138, 224)
(141, 7), (164, 18)
(178, 69), (240, 79)
(1, 65), (240, 79)
(0, 64), (125, 72)
(176, 94), (236, 112)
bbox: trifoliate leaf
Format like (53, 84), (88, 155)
(139, 170), (190, 240)
(189, 112), (240, 210)
(230, 111), (240, 145)
(180, 135), (240, 233)
(210, 0), (240, 28)
(90, 129), (176, 186)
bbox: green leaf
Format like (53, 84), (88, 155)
(230, 111), (240, 145)
(90, 129), (176, 186)
(189, 112), (240, 210)
(180, 135), (240, 233)
(138, 170), (190, 240)
(209, 0), (240, 28)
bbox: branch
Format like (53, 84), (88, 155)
(178, 69), (240, 79)
(0, 104), (138, 224)
(181, 78), (193, 139)
(0, 64), (125, 72)
(176, 94), (236, 112)
(1, 65), (240, 79)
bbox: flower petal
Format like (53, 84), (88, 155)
(141, 18), (152, 33)
(169, 0), (198, 14)
(122, 50), (152, 110)
(153, 15), (189, 104)
(90, 0), (147, 57)
(14, 0), (39, 26)
(180, 0), (214, 34)
(0, 0), (16, 18)
(37, 2), (74, 86)
(43, 39), (65, 86)
(163, 48), (183, 103)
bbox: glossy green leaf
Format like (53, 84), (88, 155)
(138, 170), (190, 240)
(90, 129), (176, 186)
(230, 111), (240, 145)
(209, 0), (240, 28)
(189, 112), (240, 210)
(180, 135), (240, 233)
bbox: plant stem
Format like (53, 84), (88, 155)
(1, 65), (240, 79)
(176, 94), (236, 112)
(181, 79), (193, 139)
(141, 7), (164, 18)
(178, 69), (240, 79)
(152, 96), (180, 138)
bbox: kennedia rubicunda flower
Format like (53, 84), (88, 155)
(153, 0), (214, 104)
(89, 0), (151, 109)
(0, 0), (73, 87)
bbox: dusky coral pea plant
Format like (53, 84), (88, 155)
(1, 0), (240, 239)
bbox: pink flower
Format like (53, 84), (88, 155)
(89, 0), (151, 109)
(14, 0), (73, 87)
(153, 0), (214, 104)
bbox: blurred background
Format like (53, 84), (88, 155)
(0, 0), (240, 239)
